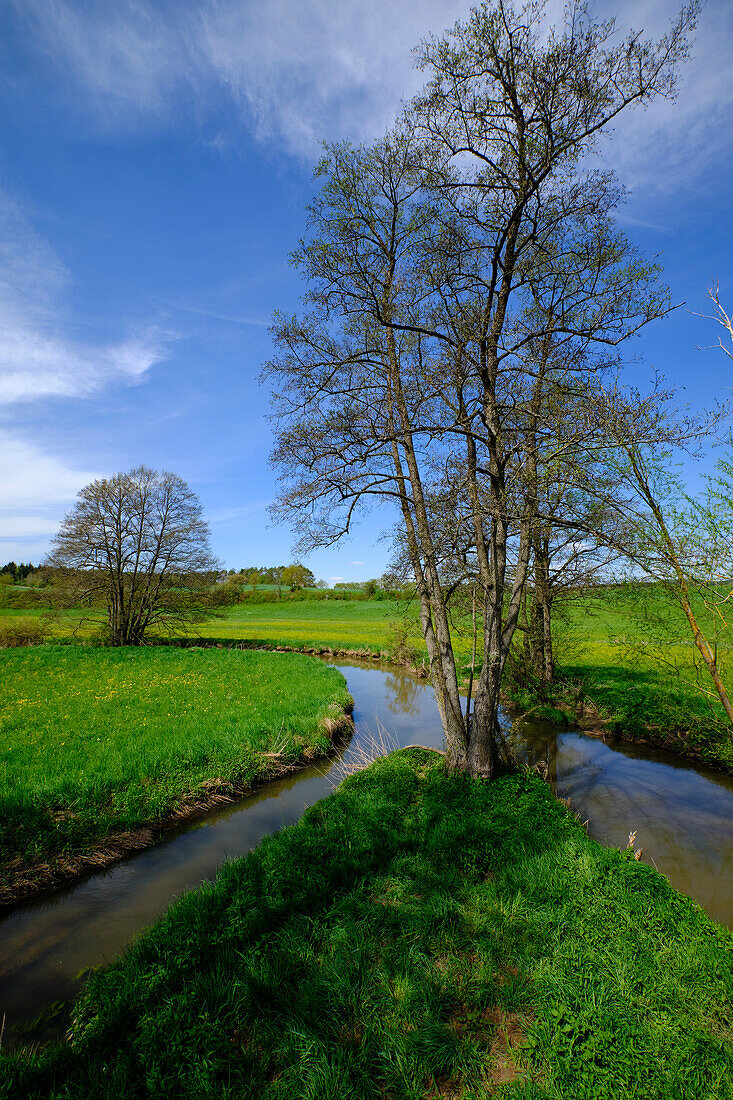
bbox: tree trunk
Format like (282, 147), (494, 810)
(466, 673), (500, 777)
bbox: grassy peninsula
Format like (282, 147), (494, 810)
(3, 749), (731, 1098)
(0, 646), (351, 904)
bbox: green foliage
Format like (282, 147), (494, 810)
(504, 584), (733, 770)
(0, 647), (350, 869)
(3, 755), (731, 1098)
(1, 561), (37, 583)
(207, 578), (245, 607)
(0, 620), (50, 648)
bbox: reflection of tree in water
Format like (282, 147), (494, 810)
(504, 716), (559, 779)
(383, 670), (421, 717)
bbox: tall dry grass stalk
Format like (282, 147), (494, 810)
(328, 718), (400, 787)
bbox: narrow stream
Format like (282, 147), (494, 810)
(2, 658), (732, 1048)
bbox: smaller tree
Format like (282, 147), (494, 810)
(47, 466), (219, 645)
(280, 563), (315, 590)
(613, 441), (733, 725)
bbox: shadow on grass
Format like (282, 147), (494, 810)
(3, 752), (732, 1099)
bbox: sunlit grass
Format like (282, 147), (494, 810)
(0, 646), (350, 867)
(199, 599), (405, 649)
(5, 585), (733, 764)
(4, 752), (731, 1098)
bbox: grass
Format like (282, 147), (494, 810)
(506, 588), (733, 771)
(4, 583), (733, 767)
(3, 750), (731, 1099)
(0, 646), (351, 872)
(195, 598), (408, 651)
(0, 599), (409, 652)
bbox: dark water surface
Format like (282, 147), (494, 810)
(2, 658), (732, 1044)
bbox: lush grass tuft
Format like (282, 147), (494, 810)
(0, 646), (350, 869)
(3, 752), (731, 1098)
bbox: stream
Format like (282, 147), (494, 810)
(2, 657), (732, 1047)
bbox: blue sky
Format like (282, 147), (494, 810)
(1, 0), (732, 582)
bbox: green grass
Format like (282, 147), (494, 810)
(195, 598), (407, 651)
(5, 583), (733, 766)
(0, 646), (350, 870)
(510, 588), (733, 770)
(0, 599), (409, 652)
(3, 750), (731, 1099)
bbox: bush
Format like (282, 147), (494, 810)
(0, 621), (49, 647)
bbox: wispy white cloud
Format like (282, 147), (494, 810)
(0, 515), (65, 538)
(197, 0), (468, 156)
(593, 0), (733, 198)
(0, 431), (96, 508)
(0, 189), (172, 550)
(0, 430), (98, 559)
(157, 298), (269, 327)
(208, 503), (268, 525)
(10, 0), (468, 156)
(11, 0), (732, 187)
(0, 190), (172, 406)
(14, 0), (189, 120)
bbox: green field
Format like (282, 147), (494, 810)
(4, 750), (731, 1099)
(3, 585), (732, 768)
(535, 590), (733, 769)
(198, 598), (408, 651)
(0, 599), (408, 651)
(0, 646), (350, 873)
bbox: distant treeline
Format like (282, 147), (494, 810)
(223, 566), (397, 598)
(211, 571), (404, 606)
(1, 561), (39, 583)
(228, 564), (318, 588)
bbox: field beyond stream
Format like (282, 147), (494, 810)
(0, 646), (351, 905)
(3, 750), (731, 1099)
(4, 585), (733, 772)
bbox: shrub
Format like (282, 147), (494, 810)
(0, 621), (49, 647)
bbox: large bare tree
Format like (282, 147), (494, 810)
(47, 466), (219, 645)
(266, 1), (696, 777)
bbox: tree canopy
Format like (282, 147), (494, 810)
(266, 0), (698, 777)
(47, 466), (218, 645)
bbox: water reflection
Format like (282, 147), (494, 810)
(509, 716), (733, 929)
(381, 668), (422, 718)
(1, 658), (732, 1047)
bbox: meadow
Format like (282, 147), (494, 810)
(0, 646), (350, 876)
(4, 750), (731, 1099)
(3, 583), (732, 769)
(539, 588), (733, 770)
(199, 598), (409, 652)
(0, 598), (407, 652)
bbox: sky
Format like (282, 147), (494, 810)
(0, 0), (732, 583)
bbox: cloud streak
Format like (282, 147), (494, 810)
(9, 0), (733, 185)
(594, 0), (733, 198)
(0, 430), (98, 556)
(10, 0), (469, 156)
(0, 191), (171, 406)
(0, 190), (170, 550)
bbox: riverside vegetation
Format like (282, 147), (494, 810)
(2, 749), (731, 1099)
(3, 582), (732, 771)
(0, 646), (351, 903)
